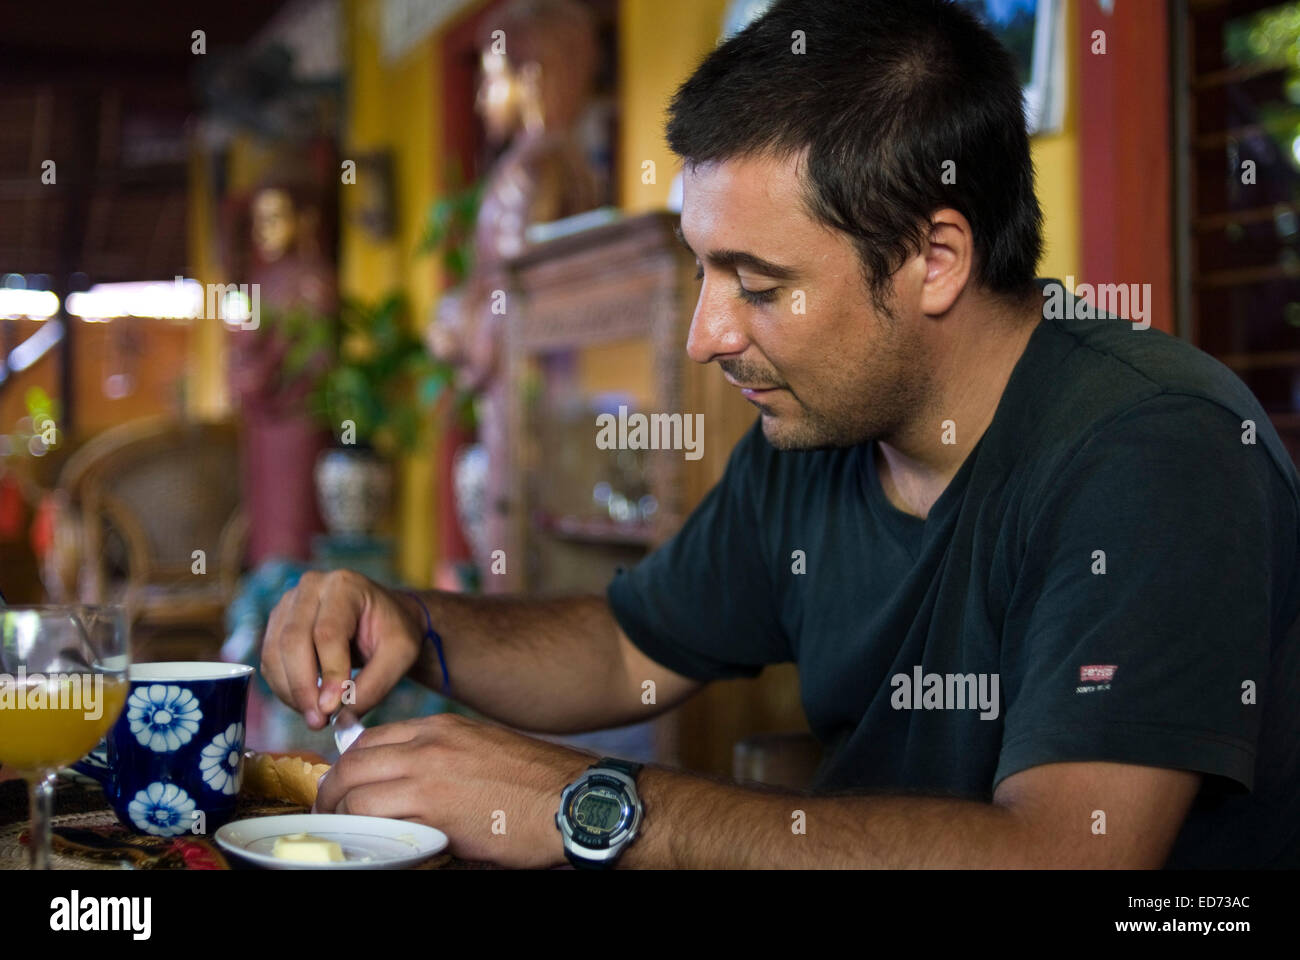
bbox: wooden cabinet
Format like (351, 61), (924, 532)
(500, 211), (808, 774)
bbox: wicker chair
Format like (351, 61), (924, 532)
(43, 417), (247, 661)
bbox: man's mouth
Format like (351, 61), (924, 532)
(723, 372), (783, 399)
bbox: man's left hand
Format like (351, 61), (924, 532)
(313, 712), (595, 868)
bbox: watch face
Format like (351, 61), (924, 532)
(564, 774), (636, 850)
(573, 787), (623, 835)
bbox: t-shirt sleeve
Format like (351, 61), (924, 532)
(995, 394), (1285, 793)
(606, 421), (791, 682)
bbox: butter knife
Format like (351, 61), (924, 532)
(330, 707), (365, 758)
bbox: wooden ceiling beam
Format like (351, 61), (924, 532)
(0, 49), (192, 91)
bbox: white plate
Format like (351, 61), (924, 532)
(214, 814), (449, 870)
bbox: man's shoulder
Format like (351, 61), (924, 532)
(1006, 310), (1299, 499)
(1053, 308), (1260, 414)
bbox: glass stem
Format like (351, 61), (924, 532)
(28, 771), (55, 870)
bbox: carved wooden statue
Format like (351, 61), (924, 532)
(427, 0), (601, 579)
(228, 179), (336, 564)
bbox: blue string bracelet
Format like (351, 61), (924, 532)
(404, 590), (450, 695)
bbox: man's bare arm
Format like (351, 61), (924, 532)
(402, 590), (702, 733)
(261, 570), (701, 733)
(618, 760), (1201, 868)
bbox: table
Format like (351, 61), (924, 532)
(0, 777), (489, 870)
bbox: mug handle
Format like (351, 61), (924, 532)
(69, 741), (112, 789)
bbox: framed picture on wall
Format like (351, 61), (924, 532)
(722, 0), (1068, 136)
(955, 0), (1067, 135)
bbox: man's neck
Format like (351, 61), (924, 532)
(876, 294), (1041, 520)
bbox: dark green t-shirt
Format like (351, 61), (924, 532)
(607, 282), (1300, 868)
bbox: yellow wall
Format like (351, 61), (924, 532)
(1031, 0), (1081, 282)
(618, 0), (731, 212)
(339, 0), (445, 586)
(617, 0), (1081, 279)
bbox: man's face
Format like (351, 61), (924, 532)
(679, 153), (932, 450)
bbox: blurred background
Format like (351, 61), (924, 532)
(0, 0), (1295, 782)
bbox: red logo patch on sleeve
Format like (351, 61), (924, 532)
(1079, 664), (1117, 683)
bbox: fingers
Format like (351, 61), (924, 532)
(313, 576), (365, 717)
(315, 737), (422, 813)
(331, 780), (428, 821)
(260, 597), (291, 705)
(349, 720), (422, 751)
(261, 586), (315, 719)
(260, 570), (405, 727)
(281, 582), (330, 727)
(261, 571), (347, 728)
(350, 641), (417, 717)
(349, 588), (422, 714)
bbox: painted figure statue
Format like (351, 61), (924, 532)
(426, 0), (601, 584)
(229, 179), (336, 563)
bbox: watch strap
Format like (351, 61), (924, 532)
(593, 757), (642, 779)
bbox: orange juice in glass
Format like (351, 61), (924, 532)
(0, 606), (129, 869)
(0, 673), (129, 773)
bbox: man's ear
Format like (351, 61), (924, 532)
(920, 208), (974, 315)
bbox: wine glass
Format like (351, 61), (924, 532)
(0, 605), (129, 869)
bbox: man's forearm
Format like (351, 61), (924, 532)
(619, 767), (1039, 869)
(401, 591), (641, 734)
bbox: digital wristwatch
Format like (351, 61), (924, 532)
(556, 757), (643, 869)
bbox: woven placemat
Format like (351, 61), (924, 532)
(0, 779), (460, 870)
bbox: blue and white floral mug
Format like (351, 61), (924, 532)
(73, 662), (253, 837)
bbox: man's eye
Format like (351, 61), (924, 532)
(738, 286), (779, 306)
(694, 264), (778, 306)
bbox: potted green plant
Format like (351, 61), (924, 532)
(310, 292), (455, 537)
(417, 175), (482, 282)
(417, 177), (494, 583)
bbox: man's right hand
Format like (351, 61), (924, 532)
(260, 570), (424, 729)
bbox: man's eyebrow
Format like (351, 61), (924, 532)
(673, 223), (801, 282)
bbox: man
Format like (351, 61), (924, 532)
(262, 0), (1300, 868)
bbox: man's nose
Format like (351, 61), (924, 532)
(685, 282), (748, 365)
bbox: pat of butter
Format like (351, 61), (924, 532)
(271, 832), (345, 863)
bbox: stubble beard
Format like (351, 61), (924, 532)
(758, 323), (933, 452)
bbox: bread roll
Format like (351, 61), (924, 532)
(242, 751), (332, 807)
